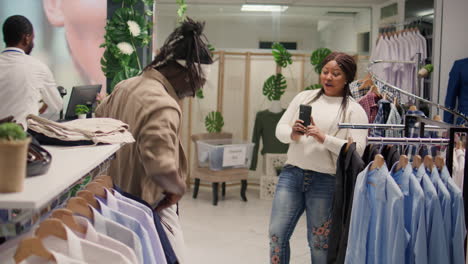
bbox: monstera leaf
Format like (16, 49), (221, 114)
(272, 42), (292, 68)
(205, 111), (224, 133)
(263, 74), (287, 101)
(310, 48), (332, 74)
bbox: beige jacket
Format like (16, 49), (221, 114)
(95, 69), (188, 206)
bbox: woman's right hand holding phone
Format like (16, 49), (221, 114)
(291, 119), (306, 141)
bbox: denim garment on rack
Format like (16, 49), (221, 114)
(413, 165), (450, 264)
(390, 163), (427, 264)
(345, 163), (408, 264)
(371, 100), (402, 138)
(427, 166), (452, 256)
(439, 166), (466, 264)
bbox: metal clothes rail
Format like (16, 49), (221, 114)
(367, 61), (468, 122)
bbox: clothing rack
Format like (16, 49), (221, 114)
(379, 14), (434, 29)
(367, 62), (468, 122)
(367, 136), (449, 145)
(337, 123), (446, 131)
(341, 114), (468, 229)
(371, 55), (424, 99)
(372, 59), (417, 64)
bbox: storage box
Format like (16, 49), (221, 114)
(196, 139), (254, 171)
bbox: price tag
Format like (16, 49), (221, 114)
(222, 145), (247, 167)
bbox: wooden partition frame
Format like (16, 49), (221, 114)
(184, 51), (310, 185)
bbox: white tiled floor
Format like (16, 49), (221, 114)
(180, 186), (310, 264)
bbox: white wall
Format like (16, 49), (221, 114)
(318, 18), (357, 53)
(432, 0), (468, 115)
(157, 16), (320, 51)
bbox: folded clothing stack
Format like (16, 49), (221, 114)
(26, 114), (135, 146)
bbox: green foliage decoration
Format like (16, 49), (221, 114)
(101, 0), (153, 93)
(176, 0), (187, 23)
(205, 111), (224, 133)
(195, 89), (204, 99)
(263, 73), (287, 101)
(0, 123), (27, 141)
(75, 105), (90, 115)
(272, 42), (292, 68)
(310, 48), (332, 74)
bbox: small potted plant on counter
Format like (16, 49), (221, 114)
(0, 123), (30, 193)
(75, 105), (90, 119)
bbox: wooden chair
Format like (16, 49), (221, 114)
(191, 132), (248, 205)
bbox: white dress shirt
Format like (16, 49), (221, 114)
(0, 47), (62, 129)
(73, 216), (139, 264)
(17, 250), (86, 264)
(40, 224), (132, 264)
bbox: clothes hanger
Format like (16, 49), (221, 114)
(85, 181), (107, 199)
(423, 155), (434, 171)
(13, 237), (56, 264)
(66, 197), (94, 220)
(370, 84), (381, 98)
(94, 175), (113, 189)
(35, 219), (68, 241)
(409, 105), (418, 111)
(50, 209), (86, 234)
(76, 190), (100, 209)
(413, 154), (422, 169)
(370, 154), (385, 171)
(359, 73), (374, 90)
(345, 137), (353, 153)
(13, 238), (55, 263)
(435, 155), (445, 171)
(396, 155), (409, 171)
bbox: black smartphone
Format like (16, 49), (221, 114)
(299, 104), (312, 127)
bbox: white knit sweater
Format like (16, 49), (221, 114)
(276, 90), (368, 174)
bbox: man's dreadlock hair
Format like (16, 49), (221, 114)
(146, 17), (213, 95)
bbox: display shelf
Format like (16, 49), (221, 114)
(0, 144), (121, 237)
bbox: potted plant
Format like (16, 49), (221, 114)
(75, 105), (90, 119)
(0, 123), (30, 193)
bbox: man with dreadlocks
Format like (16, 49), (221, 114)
(95, 18), (213, 263)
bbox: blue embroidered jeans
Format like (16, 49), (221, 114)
(269, 164), (335, 264)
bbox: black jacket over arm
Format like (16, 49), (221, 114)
(327, 142), (365, 264)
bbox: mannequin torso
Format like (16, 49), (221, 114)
(269, 100), (283, 113)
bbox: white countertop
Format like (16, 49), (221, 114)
(0, 144), (121, 209)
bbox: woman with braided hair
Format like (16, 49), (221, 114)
(269, 52), (368, 264)
(95, 17), (213, 263)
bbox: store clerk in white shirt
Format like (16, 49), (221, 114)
(0, 15), (62, 129)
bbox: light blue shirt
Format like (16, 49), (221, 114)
(90, 206), (144, 264)
(439, 166), (467, 264)
(390, 163), (427, 264)
(414, 165), (450, 264)
(96, 199), (157, 264)
(427, 166), (452, 255)
(345, 163), (408, 264)
(100, 189), (167, 264)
